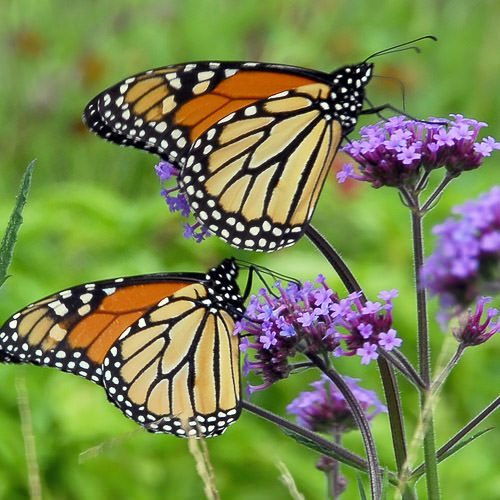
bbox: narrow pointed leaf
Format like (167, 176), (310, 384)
(0, 160), (36, 287)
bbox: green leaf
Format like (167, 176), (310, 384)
(412, 427), (494, 481)
(280, 426), (398, 486)
(440, 427), (494, 462)
(0, 160), (36, 287)
(355, 471), (368, 500)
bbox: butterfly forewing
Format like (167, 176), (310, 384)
(0, 259), (244, 438)
(83, 63), (323, 166)
(0, 277), (193, 382)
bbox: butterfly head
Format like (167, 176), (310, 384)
(327, 62), (374, 133)
(206, 259), (245, 319)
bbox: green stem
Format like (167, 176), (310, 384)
(331, 432), (345, 499)
(305, 225), (363, 295)
(420, 173), (454, 213)
(431, 345), (465, 393)
(411, 395), (500, 479)
(377, 359), (416, 500)
(411, 202), (440, 498)
(379, 348), (426, 389)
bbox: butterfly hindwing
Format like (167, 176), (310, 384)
(181, 82), (343, 251)
(102, 280), (242, 437)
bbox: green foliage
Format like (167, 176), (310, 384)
(1, 0), (500, 499)
(356, 471), (368, 500)
(0, 161), (35, 287)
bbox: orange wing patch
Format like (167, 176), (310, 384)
(174, 70), (319, 142)
(67, 282), (191, 364)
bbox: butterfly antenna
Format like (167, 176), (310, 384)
(235, 259), (300, 300)
(364, 35), (437, 62)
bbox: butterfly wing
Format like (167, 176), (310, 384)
(83, 62), (327, 167)
(102, 280), (241, 437)
(0, 259), (244, 437)
(0, 276), (189, 383)
(181, 82), (342, 251)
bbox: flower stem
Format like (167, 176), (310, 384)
(305, 225), (363, 296)
(379, 348), (426, 389)
(307, 353), (382, 500)
(377, 360), (405, 464)
(415, 169), (431, 193)
(410, 197), (440, 498)
(431, 345), (465, 392)
(437, 394), (500, 458)
(421, 173), (454, 213)
(331, 432), (345, 499)
(411, 395), (500, 479)
(306, 223), (409, 495)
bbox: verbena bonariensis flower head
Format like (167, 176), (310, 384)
(155, 160), (211, 243)
(451, 297), (500, 347)
(339, 114), (500, 189)
(287, 375), (387, 433)
(421, 186), (500, 316)
(235, 277), (402, 394)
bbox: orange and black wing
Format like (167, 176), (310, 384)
(181, 82), (344, 250)
(83, 61), (373, 251)
(0, 259), (244, 437)
(83, 62), (329, 166)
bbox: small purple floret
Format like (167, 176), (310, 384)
(155, 160), (211, 243)
(236, 276), (402, 392)
(287, 375), (387, 433)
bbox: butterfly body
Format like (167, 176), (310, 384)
(0, 259), (244, 437)
(84, 60), (374, 251)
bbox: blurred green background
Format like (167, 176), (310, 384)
(1, 0), (500, 498)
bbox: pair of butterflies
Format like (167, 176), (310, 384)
(1, 43), (415, 437)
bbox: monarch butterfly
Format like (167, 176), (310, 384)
(83, 37), (435, 251)
(83, 58), (377, 252)
(0, 259), (245, 438)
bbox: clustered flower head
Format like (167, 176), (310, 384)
(287, 375), (387, 434)
(421, 186), (500, 316)
(451, 297), (500, 347)
(339, 114), (500, 189)
(235, 276), (402, 394)
(155, 160), (211, 243)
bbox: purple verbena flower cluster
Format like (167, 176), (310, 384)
(339, 114), (500, 189)
(421, 186), (500, 315)
(155, 160), (211, 243)
(287, 375), (387, 433)
(451, 297), (500, 347)
(236, 277), (402, 393)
